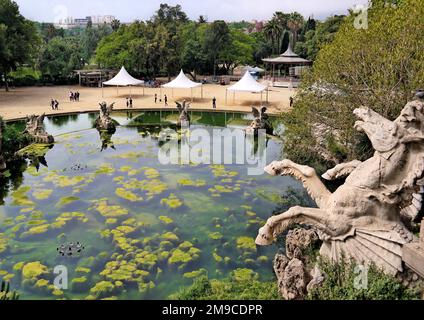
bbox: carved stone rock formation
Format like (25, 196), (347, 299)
(245, 107), (273, 135)
(23, 114), (54, 144)
(273, 228), (319, 300)
(257, 100), (424, 276)
(175, 101), (191, 126)
(95, 102), (116, 133)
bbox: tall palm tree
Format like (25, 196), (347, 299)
(287, 12), (305, 46)
(264, 19), (283, 55)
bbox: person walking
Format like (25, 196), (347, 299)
(164, 94), (168, 106)
(126, 98), (129, 108)
(50, 99), (55, 110)
(69, 91), (73, 102)
(129, 97), (133, 108)
(212, 97), (217, 109)
(154, 94), (157, 104)
(76, 91), (80, 101)
(54, 100), (59, 110)
(289, 96), (294, 107)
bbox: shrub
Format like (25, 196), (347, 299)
(307, 257), (421, 300)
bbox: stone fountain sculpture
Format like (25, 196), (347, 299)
(256, 100), (424, 276)
(245, 106), (273, 135)
(95, 102), (116, 133)
(23, 114), (54, 144)
(175, 100), (191, 126)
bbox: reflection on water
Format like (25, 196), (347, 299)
(0, 111), (308, 300)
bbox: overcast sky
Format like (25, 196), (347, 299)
(14, 0), (369, 23)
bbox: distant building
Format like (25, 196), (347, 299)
(245, 20), (265, 34)
(55, 15), (116, 29)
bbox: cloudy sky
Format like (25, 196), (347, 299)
(14, 0), (369, 22)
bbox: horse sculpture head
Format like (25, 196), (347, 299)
(354, 100), (424, 153)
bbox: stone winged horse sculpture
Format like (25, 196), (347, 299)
(256, 100), (424, 275)
(175, 100), (191, 126)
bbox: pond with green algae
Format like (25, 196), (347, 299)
(0, 111), (309, 300)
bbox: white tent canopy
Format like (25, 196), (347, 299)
(161, 70), (203, 101)
(226, 71), (268, 104)
(103, 66), (144, 86)
(163, 70), (201, 89)
(102, 66), (144, 98)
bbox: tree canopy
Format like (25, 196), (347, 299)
(282, 0), (424, 170)
(0, 0), (39, 90)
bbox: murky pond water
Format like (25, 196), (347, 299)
(0, 111), (306, 300)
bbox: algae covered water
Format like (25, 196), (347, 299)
(0, 111), (306, 300)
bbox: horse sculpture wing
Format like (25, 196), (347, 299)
(252, 107), (260, 118)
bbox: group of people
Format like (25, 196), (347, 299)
(69, 91), (80, 102)
(50, 99), (59, 110)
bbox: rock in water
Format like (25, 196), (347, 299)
(23, 114), (54, 144)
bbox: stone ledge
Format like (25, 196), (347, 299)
(402, 242), (424, 278)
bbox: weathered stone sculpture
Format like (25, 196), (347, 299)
(245, 106), (273, 135)
(95, 102), (116, 133)
(23, 114), (54, 144)
(256, 100), (424, 276)
(175, 100), (190, 126)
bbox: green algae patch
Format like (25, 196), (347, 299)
(44, 172), (86, 188)
(90, 281), (115, 298)
(158, 216), (173, 225)
(16, 143), (52, 158)
(208, 232), (223, 240)
(11, 186), (35, 206)
(117, 178), (168, 199)
(51, 212), (88, 229)
(208, 183), (242, 197)
(177, 178), (207, 187)
(94, 200), (129, 218)
(160, 193), (183, 209)
(231, 268), (259, 282)
(115, 188), (143, 202)
(142, 167), (160, 179)
(0, 233), (8, 253)
(236, 237), (257, 253)
(209, 165), (239, 178)
(22, 261), (48, 279)
(26, 224), (50, 235)
(56, 196), (80, 208)
(13, 261), (25, 271)
(160, 232), (179, 242)
(32, 189), (53, 200)
(95, 163), (115, 176)
(183, 268), (207, 279)
(75, 267), (91, 274)
(168, 247), (201, 268)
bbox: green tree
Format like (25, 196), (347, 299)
(287, 12), (305, 46)
(283, 0), (424, 169)
(219, 29), (255, 74)
(111, 19), (121, 32)
(0, 0), (39, 91)
(39, 36), (84, 81)
(295, 15), (345, 60)
(204, 20), (230, 76)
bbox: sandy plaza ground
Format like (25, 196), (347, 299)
(0, 84), (296, 121)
